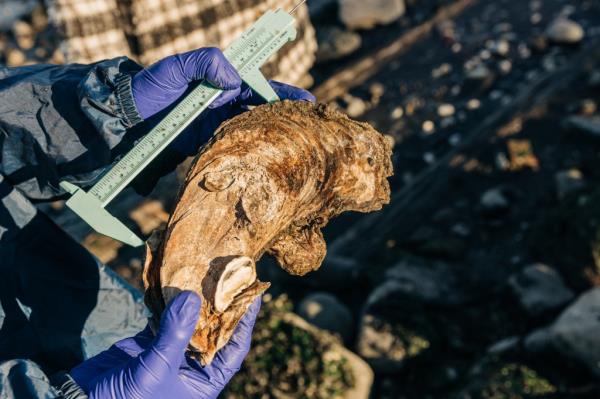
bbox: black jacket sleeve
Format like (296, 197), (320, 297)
(0, 57), (144, 202)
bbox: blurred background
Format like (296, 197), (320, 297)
(4, 0), (600, 397)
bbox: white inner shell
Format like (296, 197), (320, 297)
(214, 256), (257, 312)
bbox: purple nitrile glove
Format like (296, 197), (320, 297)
(70, 291), (261, 399)
(132, 47), (315, 157)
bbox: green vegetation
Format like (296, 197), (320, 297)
(223, 295), (355, 398)
(481, 363), (557, 399)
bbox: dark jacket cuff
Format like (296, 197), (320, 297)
(115, 73), (144, 127)
(50, 372), (88, 399)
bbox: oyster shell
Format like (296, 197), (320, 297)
(143, 100), (393, 364)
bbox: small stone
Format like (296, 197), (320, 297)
(423, 152), (435, 164)
(451, 223), (470, 237)
(339, 0), (406, 30)
(298, 292), (354, 343)
(431, 63), (452, 79)
(465, 64), (495, 93)
(589, 70), (600, 88)
(518, 43), (532, 59)
(495, 152), (511, 170)
(12, 21), (34, 50)
(498, 59), (512, 74)
(466, 98), (481, 110)
(545, 18), (585, 45)
(422, 120), (435, 134)
(564, 115), (600, 137)
(579, 99), (597, 115)
(369, 82), (385, 104)
(315, 26), (361, 63)
(451, 42), (462, 53)
(343, 95), (367, 118)
(480, 187), (510, 212)
(488, 39), (510, 56)
(555, 169), (585, 199)
(530, 12), (542, 25)
(525, 288), (600, 377)
(508, 264), (574, 316)
(437, 103), (455, 118)
(448, 133), (461, 146)
(356, 313), (429, 372)
(6, 48), (26, 67)
(390, 106), (404, 119)
(479, 49), (492, 60)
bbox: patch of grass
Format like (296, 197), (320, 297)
(481, 363), (557, 399)
(223, 295), (355, 398)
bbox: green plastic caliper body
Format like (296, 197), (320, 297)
(59, 8), (298, 247)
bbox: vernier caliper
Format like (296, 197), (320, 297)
(60, 2), (305, 247)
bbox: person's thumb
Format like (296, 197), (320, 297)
(137, 291), (201, 378)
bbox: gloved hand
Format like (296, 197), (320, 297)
(132, 47), (315, 156)
(70, 291), (261, 399)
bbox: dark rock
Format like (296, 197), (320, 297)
(564, 115), (600, 138)
(508, 264), (574, 316)
(525, 288), (600, 378)
(545, 18), (585, 45)
(316, 26), (361, 63)
(297, 292), (354, 343)
(356, 313), (430, 373)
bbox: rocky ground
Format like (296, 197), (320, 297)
(3, 0), (600, 397)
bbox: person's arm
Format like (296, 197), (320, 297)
(0, 58), (145, 202)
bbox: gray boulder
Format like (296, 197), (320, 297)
(545, 18), (585, 45)
(316, 26), (361, 63)
(525, 288), (600, 377)
(339, 0), (405, 30)
(508, 264), (574, 316)
(564, 115), (600, 138)
(298, 292), (354, 343)
(356, 313), (430, 373)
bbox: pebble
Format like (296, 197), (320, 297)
(480, 187), (510, 212)
(6, 48), (26, 67)
(13, 21), (35, 50)
(580, 99), (597, 116)
(498, 59), (512, 74)
(449, 133), (461, 146)
(437, 103), (455, 118)
(390, 106), (404, 119)
(315, 26), (362, 63)
(545, 18), (585, 44)
(495, 152), (511, 170)
(422, 120), (435, 134)
(465, 64), (495, 92)
(298, 292), (354, 343)
(423, 152), (435, 164)
(431, 63), (452, 79)
(564, 115), (600, 137)
(466, 98), (481, 110)
(589, 70), (600, 88)
(369, 82), (385, 104)
(530, 12), (542, 25)
(339, 0), (406, 30)
(555, 169), (585, 199)
(518, 43), (532, 59)
(509, 264), (574, 316)
(344, 95), (367, 118)
(488, 39), (510, 56)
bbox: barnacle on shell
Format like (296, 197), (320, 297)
(143, 100), (393, 365)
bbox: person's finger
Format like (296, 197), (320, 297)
(236, 80), (316, 107)
(177, 47), (241, 90)
(270, 81), (316, 102)
(207, 296), (261, 383)
(136, 291), (201, 378)
(208, 86), (241, 109)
